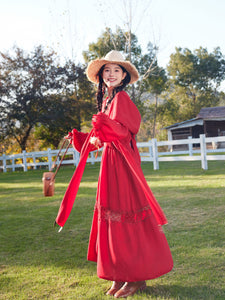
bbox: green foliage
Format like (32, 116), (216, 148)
(83, 26), (142, 68)
(157, 96), (181, 125)
(0, 46), (65, 151)
(218, 91), (225, 106)
(136, 43), (168, 138)
(34, 62), (96, 149)
(165, 47), (225, 121)
(34, 96), (78, 149)
(1, 33), (225, 150)
(0, 47), (96, 152)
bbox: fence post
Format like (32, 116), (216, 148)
(12, 157), (15, 172)
(22, 150), (27, 172)
(72, 149), (80, 167)
(152, 138), (159, 170)
(2, 154), (7, 173)
(75, 150), (80, 167)
(188, 136), (193, 156)
(90, 151), (95, 165)
(47, 148), (52, 170)
(32, 154), (36, 170)
(148, 140), (153, 158)
(200, 134), (208, 170)
(72, 149), (76, 166)
(167, 130), (173, 152)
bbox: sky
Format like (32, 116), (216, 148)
(0, 0), (225, 89)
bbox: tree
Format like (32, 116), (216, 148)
(166, 47), (225, 119)
(138, 43), (167, 138)
(96, 0), (153, 64)
(83, 27), (141, 67)
(34, 61), (96, 149)
(0, 46), (65, 151)
(34, 95), (79, 149)
(0, 46), (96, 152)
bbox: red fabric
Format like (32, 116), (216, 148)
(55, 91), (173, 281)
(68, 129), (99, 153)
(55, 130), (101, 227)
(55, 129), (94, 227)
(87, 91), (173, 281)
(71, 129), (89, 153)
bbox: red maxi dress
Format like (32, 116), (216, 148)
(88, 91), (173, 282)
(55, 91), (173, 282)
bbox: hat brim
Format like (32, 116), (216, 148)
(86, 58), (139, 84)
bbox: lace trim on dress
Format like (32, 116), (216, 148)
(94, 204), (153, 223)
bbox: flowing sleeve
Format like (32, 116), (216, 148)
(71, 129), (100, 152)
(92, 91), (141, 142)
(70, 129), (89, 153)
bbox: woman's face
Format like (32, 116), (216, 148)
(102, 63), (126, 89)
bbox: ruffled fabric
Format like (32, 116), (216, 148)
(71, 129), (89, 153)
(69, 129), (99, 153)
(94, 204), (153, 223)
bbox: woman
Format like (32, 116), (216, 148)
(55, 50), (173, 298)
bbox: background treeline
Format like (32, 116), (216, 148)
(1, 27), (225, 154)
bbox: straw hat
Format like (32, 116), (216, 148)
(86, 50), (139, 84)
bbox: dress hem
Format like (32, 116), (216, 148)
(97, 266), (173, 282)
(87, 258), (173, 282)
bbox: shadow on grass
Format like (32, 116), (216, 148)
(143, 284), (225, 300)
(0, 186), (97, 198)
(141, 160), (225, 177)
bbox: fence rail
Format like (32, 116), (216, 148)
(1, 134), (225, 172)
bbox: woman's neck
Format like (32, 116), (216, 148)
(107, 87), (114, 98)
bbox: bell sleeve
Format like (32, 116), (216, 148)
(70, 129), (89, 153)
(70, 129), (101, 153)
(92, 91), (141, 142)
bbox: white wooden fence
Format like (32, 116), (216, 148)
(1, 134), (225, 173)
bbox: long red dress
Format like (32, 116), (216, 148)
(89, 91), (173, 282)
(55, 91), (173, 282)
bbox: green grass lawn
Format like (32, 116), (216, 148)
(0, 161), (225, 300)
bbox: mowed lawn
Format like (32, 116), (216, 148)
(0, 161), (224, 300)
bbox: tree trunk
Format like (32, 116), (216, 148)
(18, 125), (33, 151)
(74, 81), (81, 131)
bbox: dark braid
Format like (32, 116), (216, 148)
(96, 65), (106, 112)
(96, 75), (105, 112)
(96, 64), (131, 113)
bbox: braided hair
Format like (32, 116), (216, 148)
(96, 65), (131, 113)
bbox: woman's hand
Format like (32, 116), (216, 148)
(64, 131), (74, 143)
(92, 113), (109, 129)
(90, 136), (102, 148)
(92, 114), (99, 126)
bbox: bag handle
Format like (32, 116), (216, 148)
(50, 139), (71, 180)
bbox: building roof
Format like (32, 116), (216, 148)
(197, 106), (225, 119)
(164, 106), (225, 130)
(163, 118), (203, 130)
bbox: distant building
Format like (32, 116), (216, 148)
(164, 106), (225, 149)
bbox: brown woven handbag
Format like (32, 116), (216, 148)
(42, 139), (70, 197)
